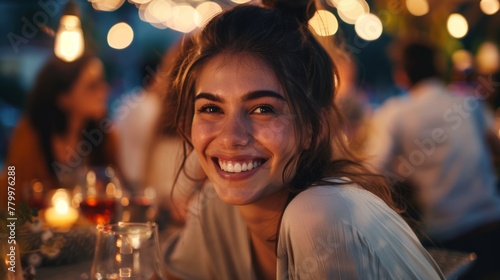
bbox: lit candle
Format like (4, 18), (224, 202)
(44, 189), (79, 229)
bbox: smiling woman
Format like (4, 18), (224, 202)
(163, 1), (445, 279)
(192, 54), (296, 206)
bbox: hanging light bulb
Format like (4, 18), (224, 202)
(54, 0), (84, 62)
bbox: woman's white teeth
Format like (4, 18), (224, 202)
(234, 163), (242, 172)
(218, 159), (261, 173)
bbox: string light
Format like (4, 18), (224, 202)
(169, 4), (197, 33)
(477, 42), (500, 73)
(90, 0), (125, 12)
(451, 49), (473, 71)
(107, 22), (134, 50)
(337, 0), (369, 24)
(309, 10), (339, 36)
(54, 1), (84, 62)
(129, 0), (152, 4)
(406, 0), (429, 16)
(195, 2), (222, 27)
(231, 0), (251, 3)
(480, 0), (500, 15)
(354, 13), (383, 41)
(447, 13), (468, 38)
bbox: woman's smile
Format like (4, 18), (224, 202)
(214, 157), (266, 173)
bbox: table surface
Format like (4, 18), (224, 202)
(35, 247), (476, 279)
(35, 227), (174, 280)
(36, 260), (92, 280)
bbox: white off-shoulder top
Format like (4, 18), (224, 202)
(164, 179), (444, 280)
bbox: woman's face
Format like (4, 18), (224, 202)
(192, 54), (299, 205)
(59, 58), (109, 120)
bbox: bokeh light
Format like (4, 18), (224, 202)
(355, 13), (383, 41)
(195, 2), (222, 27)
(326, 0), (341, 7)
(337, 0), (370, 24)
(447, 13), (468, 38)
(54, 15), (84, 62)
(406, 0), (429, 16)
(309, 10), (339, 36)
(451, 49), (473, 71)
(169, 4), (197, 33)
(129, 0), (152, 4)
(107, 22), (134, 49)
(476, 42), (500, 73)
(90, 0), (125, 12)
(231, 0), (251, 3)
(138, 3), (147, 21)
(480, 0), (500, 15)
(145, 0), (173, 24)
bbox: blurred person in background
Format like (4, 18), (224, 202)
(364, 42), (500, 279)
(312, 36), (373, 154)
(0, 53), (120, 210)
(331, 49), (372, 153)
(114, 54), (166, 194)
(115, 35), (205, 227)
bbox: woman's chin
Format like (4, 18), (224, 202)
(213, 186), (259, 205)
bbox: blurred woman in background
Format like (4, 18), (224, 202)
(0, 53), (120, 209)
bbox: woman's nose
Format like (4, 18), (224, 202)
(218, 113), (251, 149)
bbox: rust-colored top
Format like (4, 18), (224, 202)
(0, 117), (120, 211)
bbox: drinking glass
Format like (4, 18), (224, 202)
(25, 179), (49, 210)
(75, 166), (121, 225)
(121, 186), (158, 223)
(90, 222), (166, 280)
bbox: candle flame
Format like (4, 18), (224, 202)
(55, 199), (70, 214)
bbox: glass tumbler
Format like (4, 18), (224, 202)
(90, 222), (166, 280)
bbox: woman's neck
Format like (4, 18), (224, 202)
(237, 188), (289, 240)
(52, 116), (86, 163)
(237, 188), (289, 280)
(67, 116), (86, 139)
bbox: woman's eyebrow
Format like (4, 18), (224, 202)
(242, 90), (286, 102)
(195, 92), (223, 102)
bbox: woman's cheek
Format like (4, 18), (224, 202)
(254, 118), (295, 149)
(191, 119), (216, 150)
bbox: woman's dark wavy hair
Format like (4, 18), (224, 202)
(26, 53), (110, 176)
(172, 3), (396, 209)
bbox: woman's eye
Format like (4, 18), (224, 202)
(252, 105), (276, 114)
(198, 104), (222, 114)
